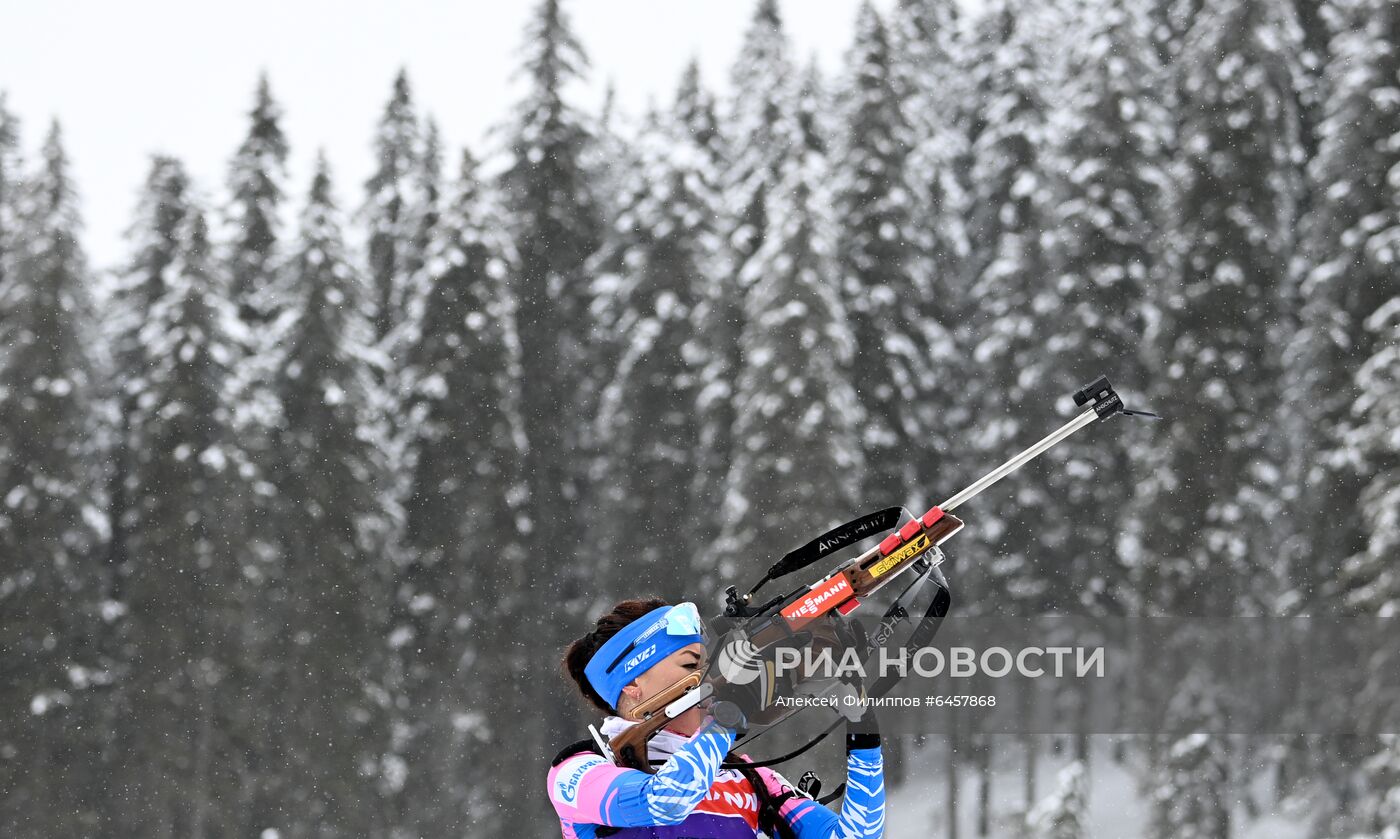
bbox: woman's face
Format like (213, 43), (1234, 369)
(618, 642), (709, 736)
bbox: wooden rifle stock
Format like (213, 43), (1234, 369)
(608, 672), (704, 773)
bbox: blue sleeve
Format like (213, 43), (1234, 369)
(549, 720), (736, 827)
(782, 746), (885, 839)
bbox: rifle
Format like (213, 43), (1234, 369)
(609, 375), (1158, 772)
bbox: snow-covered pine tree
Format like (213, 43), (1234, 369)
(796, 59), (835, 159)
(577, 84), (642, 537)
(1283, 0), (1400, 613)
(385, 115), (445, 465)
(957, 0), (1061, 613)
(1148, 0), (1204, 67)
(1330, 243), (1400, 834)
(363, 69), (421, 350)
(1153, 0), (1324, 168)
(0, 94), (22, 516)
(888, 0), (976, 514)
(580, 80), (634, 240)
(1038, 0), (1171, 614)
(587, 95), (722, 601)
(694, 0), (801, 553)
(375, 115), (444, 607)
(1291, 0), (1333, 165)
(1123, 0), (1306, 616)
(0, 121), (105, 834)
(890, 0), (963, 113)
(673, 60), (725, 178)
(834, 2), (958, 513)
(709, 108), (865, 577)
(1027, 761), (1088, 839)
(0, 93), (20, 321)
(224, 72), (289, 326)
(1147, 673), (1231, 839)
(114, 195), (251, 836)
(498, 2), (603, 808)
(962, 0), (1057, 396)
(1350, 735), (1400, 838)
(96, 169), (197, 831)
(722, 0), (799, 276)
(890, 0), (972, 321)
(219, 82), (291, 719)
(404, 115), (442, 289)
(667, 59), (737, 559)
(267, 153), (394, 834)
(390, 145), (524, 837)
(1335, 2), (1400, 620)
(102, 155), (192, 624)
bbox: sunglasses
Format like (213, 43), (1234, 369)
(664, 602), (705, 639)
(604, 602), (708, 674)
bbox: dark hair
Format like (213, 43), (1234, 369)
(562, 597), (669, 714)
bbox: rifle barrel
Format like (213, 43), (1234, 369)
(938, 406), (1099, 512)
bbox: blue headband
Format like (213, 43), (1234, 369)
(584, 603), (706, 710)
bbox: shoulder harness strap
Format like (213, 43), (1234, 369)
(550, 738), (601, 768)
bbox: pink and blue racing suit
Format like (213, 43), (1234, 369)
(546, 717), (885, 838)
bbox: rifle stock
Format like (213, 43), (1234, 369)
(608, 671), (704, 773)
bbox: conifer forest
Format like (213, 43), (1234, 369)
(1, 0), (1398, 836)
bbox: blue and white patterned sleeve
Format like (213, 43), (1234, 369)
(547, 719), (736, 827)
(763, 744), (885, 839)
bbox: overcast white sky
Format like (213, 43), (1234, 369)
(0, 0), (901, 271)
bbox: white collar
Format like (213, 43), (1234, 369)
(598, 715), (694, 759)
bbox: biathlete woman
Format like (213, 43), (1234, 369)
(546, 598), (886, 838)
